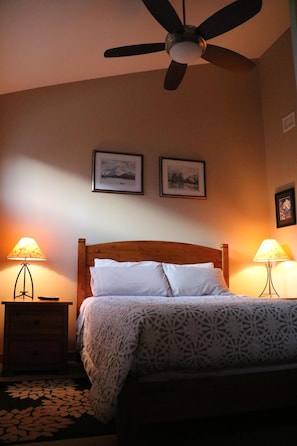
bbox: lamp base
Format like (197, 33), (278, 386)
(14, 291), (33, 300)
(13, 263), (34, 300)
(258, 261), (280, 298)
(259, 291), (279, 298)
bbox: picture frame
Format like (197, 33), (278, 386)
(282, 112), (295, 133)
(159, 157), (206, 198)
(275, 188), (296, 228)
(92, 150), (143, 194)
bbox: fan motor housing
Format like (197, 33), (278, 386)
(166, 25), (206, 64)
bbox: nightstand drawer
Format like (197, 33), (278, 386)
(8, 310), (63, 335)
(6, 338), (64, 368)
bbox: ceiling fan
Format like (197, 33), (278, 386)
(104, 0), (262, 90)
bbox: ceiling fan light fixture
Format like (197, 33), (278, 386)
(166, 26), (206, 64)
(168, 41), (202, 64)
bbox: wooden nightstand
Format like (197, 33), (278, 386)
(281, 298), (297, 300)
(1, 301), (72, 376)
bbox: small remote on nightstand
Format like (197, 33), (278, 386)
(38, 296), (60, 301)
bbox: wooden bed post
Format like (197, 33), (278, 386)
(77, 238), (87, 312)
(221, 243), (229, 287)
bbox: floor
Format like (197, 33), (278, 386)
(25, 436), (117, 446)
(0, 360), (118, 446)
(0, 360), (86, 382)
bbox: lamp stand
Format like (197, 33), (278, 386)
(259, 260), (279, 298)
(13, 262), (34, 300)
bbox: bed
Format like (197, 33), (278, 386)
(76, 238), (297, 445)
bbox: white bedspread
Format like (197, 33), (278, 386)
(76, 295), (297, 422)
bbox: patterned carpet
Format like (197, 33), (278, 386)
(0, 378), (115, 445)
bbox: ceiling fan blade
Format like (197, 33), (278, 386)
(197, 0), (262, 41)
(142, 0), (184, 33)
(164, 60), (187, 90)
(202, 44), (255, 72)
(104, 42), (165, 58)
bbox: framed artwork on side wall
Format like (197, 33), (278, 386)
(92, 150), (143, 194)
(159, 157), (206, 199)
(275, 187), (296, 228)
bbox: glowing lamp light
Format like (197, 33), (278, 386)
(253, 239), (288, 298)
(7, 237), (46, 300)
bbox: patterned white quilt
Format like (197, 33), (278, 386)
(76, 295), (297, 422)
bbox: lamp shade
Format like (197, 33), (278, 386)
(253, 239), (288, 263)
(7, 237), (46, 261)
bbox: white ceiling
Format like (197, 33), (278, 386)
(0, 0), (290, 95)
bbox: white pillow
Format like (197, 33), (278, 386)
(90, 262), (170, 296)
(162, 265), (228, 296)
(94, 258), (119, 266)
(162, 261), (214, 269)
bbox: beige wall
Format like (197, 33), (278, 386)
(260, 28), (297, 297)
(290, 0), (297, 89)
(1, 29), (295, 353)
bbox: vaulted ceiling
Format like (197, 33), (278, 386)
(0, 0), (290, 95)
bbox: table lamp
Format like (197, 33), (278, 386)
(253, 239), (288, 298)
(7, 237), (46, 299)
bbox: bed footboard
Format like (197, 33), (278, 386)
(116, 367), (297, 445)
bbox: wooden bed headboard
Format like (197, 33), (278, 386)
(76, 239), (229, 311)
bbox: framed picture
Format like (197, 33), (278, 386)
(275, 188), (296, 228)
(92, 150), (143, 194)
(159, 157), (206, 198)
